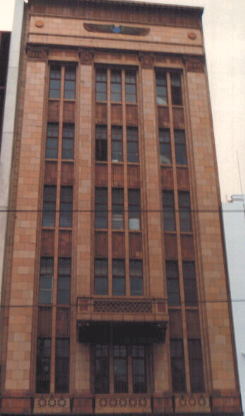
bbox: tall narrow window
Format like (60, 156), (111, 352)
(175, 130), (187, 165)
(94, 345), (109, 393)
(112, 259), (125, 296)
(42, 185), (56, 227)
(55, 338), (70, 392)
(62, 124), (74, 160)
(111, 70), (122, 102)
(60, 186), (73, 228)
(96, 69), (107, 102)
(96, 125), (107, 161)
(39, 257), (53, 305)
(57, 258), (71, 305)
(171, 73), (182, 106)
(130, 260), (143, 296)
(46, 123), (58, 159)
(178, 191), (191, 232)
(166, 261), (180, 306)
(127, 127), (139, 162)
(170, 339), (186, 392)
(125, 71), (137, 103)
(159, 128), (171, 164)
(36, 338), (51, 393)
(114, 345), (128, 392)
(183, 261), (198, 306)
(64, 65), (76, 100)
(128, 189), (141, 230)
(111, 126), (123, 162)
(188, 339), (204, 392)
(156, 72), (167, 105)
(95, 188), (108, 229)
(162, 190), (176, 231)
(132, 345), (147, 393)
(112, 188), (124, 229)
(49, 65), (61, 99)
(94, 258), (108, 295)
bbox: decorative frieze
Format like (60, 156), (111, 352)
(34, 397), (71, 414)
(138, 52), (155, 69)
(184, 56), (205, 73)
(175, 394), (211, 413)
(79, 48), (94, 65)
(26, 45), (48, 61)
(95, 396), (151, 413)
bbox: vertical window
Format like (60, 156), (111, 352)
(175, 130), (187, 165)
(57, 258), (71, 305)
(60, 186), (73, 228)
(171, 73), (182, 106)
(114, 345), (128, 392)
(188, 339), (204, 392)
(183, 261), (198, 306)
(132, 345), (147, 393)
(49, 65), (61, 99)
(96, 125), (107, 161)
(55, 338), (70, 392)
(128, 189), (141, 230)
(94, 345), (109, 393)
(111, 126), (123, 162)
(96, 69), (107, 102)
(112, 259), (125, 296)
(36, 338), (51, 393)
(178, 191), (191, 232)
(156, 72), (167, 105)
(62, 124), (74, 159)
(125, 71), (137, 103)
(64, 65), (76, 100)
(112, 188), (124, 229)
(162, 190), (176, 231)
(130, 260), (143, 296)
(166, 261), (180, 306)
(46, 123), (58, 159)
(94, 258), (108, 295)
(39, 258), (53, 305)
(170, 339), (186, 392)
(95, 188), (108, 229)
(159, 128), (171, 164)
(127, 127), (139, 162)
(111, 70), (122, 102)
(42, 185), (56, 227)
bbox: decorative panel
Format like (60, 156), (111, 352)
(173, 107), (185, 128)
(58, 231), (72, 256)
(48, 101), (60, 122)
(181, 235), (194, 259)
(34, 397), (71, 414)
(128, 165), (140, 188)
(61, 163), (74, 185)
(112, 232), (125, 257)
(41, 230), (55, 256)
(164, 234), (178, 259)
(38, 307), (52, 337)
(96, 103), (107, 124)
(112, 164), (124, 187)
(95, 232), (108, 257)
(63, 102), (75, 123)
(95, 164), (108, 186)
(45, 162), (57, 185)
(177, 168), (189, 189)
(111, 104), (123, 124)
(169, 310), (183, 337)
(175, 394), (210, 413)
(126, 105), (138, 126)
(161, 167), (174, 188)
(95, 396), (151, 414)
(158, 107), (170, 127)
(56, 308), (70, 337)
(129, 233), (142, 258)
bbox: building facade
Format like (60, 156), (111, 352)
(0, 0), (242, 415)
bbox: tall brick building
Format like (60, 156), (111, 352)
(0, 0), (242, 415)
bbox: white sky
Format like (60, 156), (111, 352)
(0, 0), (245, 201)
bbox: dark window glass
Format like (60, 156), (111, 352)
(36, 338), (51, 393)
(96, 69), (107, 101)
(166, 261), (180, 306)
(39, 258), (53, 305)
(95, 258), (108, 295)
(112, 126), (123, 162)
(46, 123), (58, 159)
(162, 190), (176, 231)
(94, 345), (109, 393)
(175, 130), (187, 165)
(156, 72), (167, 105)
(188, 339), (204, 392)
(171, 73), (182, 106)
(183, 261), (198, 306)
(178, 191), (191, 232)
(42, 185), (56, 227)
(57, 258), (71, 305)
(128, 189), (141, 230)
(114, 345), (128, 392)
(49, 65), (61, 99)
(60, 186), (73, 227)
(130, 260), (143, 296)
(55, 338), (70, 393)
(64, 66), (76, 99)
(125, 71), (137, 103)
(112, 259), (125, 296)
(95, 188), (108, 229)
(96, 125), (107, 161)
(127, 127), (139, 162)
(111, 71), (122, 102)
(170, 339), (186, 392)
(132, 345), (147, 393)
(159, 128), (171, 164)
(62, 124), (74, 159)
(112, 188), (124, 229)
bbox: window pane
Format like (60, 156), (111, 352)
(125, 71), (137, 103)
(95, 345), (109, 393)
(178, 191), (191, 232)
(46, 123), (58, 159)
(42, 185), (56, 227)
(130, 260), (143, 296)
(127, 127), (139, 162)
(95, 188), (108, 229)
(156, 72), (167, 105)
(170, 339), (186, 392)
(171, 73), (182, 106)
(111, 71), (122, 102)
(57, 258), (71, 305)
(49, 65), (61, 99)
(114, 345), (128, 393)
(112, 126), (123, 162)
(95, 259), (108, 295)
(39, 257), (53, 305)
(36, 338), (51, 393)
(132, 345), (147, 393)
(112, 259), (125, 296)
(64, 66), (76, 99)
(162, 190), (175, 231)
(55, 338), (70, 393)
(112, 188), (124, 229)
(183, 261), (197, 306)
(166, 261), (180, 306)
(128, 189), (140, 230)
(175, 130), (187, 165)
(96, 69), (107, 101)
(96, 125), (107, 161)
(188, 339), (204, 392)
(60, 186), (73, 227)
(62, 124), (74, 159)
(159, 129), (171, 164)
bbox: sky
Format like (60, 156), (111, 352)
(0, 0), (245, 201)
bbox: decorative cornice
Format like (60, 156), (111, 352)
(184, 56), (205, 73)
(79, 48), (94, 65)
(26, 45), (48, 61)
(84, 22), (149, 36)
(138, 52), (155, 69)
